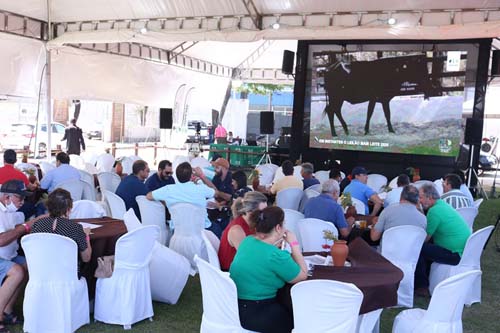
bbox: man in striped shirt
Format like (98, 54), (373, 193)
(441, 173), (472, 209)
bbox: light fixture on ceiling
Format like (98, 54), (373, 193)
(387, 17), (397, 25)
(140, 27), (148, 34)
(272, 22), (280, 30)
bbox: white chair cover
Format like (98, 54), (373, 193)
(433, 179), (444, 196)
(123, 208), (142, 231)
(15, 162), (39, 180)
(381, 225), (427, 308)
(276, 188), (304, 211)
(22, 234), (89, 333)
(96, 153), (115, 173)
(367, 174), (388, 193)
(194, 256), (253, 333)
(81, 151), (98, 166)
(191, 157), (211, 169)
(136, 195), (169, 246)
(314, 170), (330, 184)
(149, 242), (190, 304)
(392, 270), (481, 333)
(94, 225), (159, 329)
(97, 171), (121, 193)
(81, 179), (97, 201)
(357, 309), (382, 333)
(255, 164), (277, 186)
(292, 280), (363, 333)
(298, 218), (338, 252)
(388, 176), (398, 189)
(173, 155), (191, 172)
(103, 190), (127, 219)
(169, 203), (208, 271)
(69, 154), (86, 170)
(121, 156), (142, 175)
(283, 209), (304, 244)
(298, 187), (321, 213)
(456, 207), (479, 231)
(202, 232), (221, 269)
(40, 160), (56, 176)
(56, 179), (84, 201)
(203, 230), (221, 253)
(429, 226), (494, 306)
(293, 165), (303, 178)
(351, 197), (366, 215)
(70, 200), (105, 219)
(85, 162), (99, 175)
(78, 169), (94, 186)
(473, 198), (483, 209)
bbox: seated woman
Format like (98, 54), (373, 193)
(218, 191), (267, 271)
(230, 206), (307, 333)
(31, 188), (92, 276)
(231, 170), (252, 199)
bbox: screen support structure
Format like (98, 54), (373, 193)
(467, 144), (488, 199)
(256, 135), (272, 166)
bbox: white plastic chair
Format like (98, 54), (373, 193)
(298, 218), (339, 252)
(97, 171), (121, 193)
(202, 232), (221, 269)
(392, 270), (482, 333)
(351, 197), (366, 215)
(194, 255), (254, 333)
(149, 242), (190, 304)
(314, 170), (330, 184)
(22, 234), (89, 333)
(70, 200), (105, 219)
(381, 225), (427, 308)
(69, 154), (86, 170)
(276, 188), (304, 211)
(433, 179), (444, 196)
(94, 225), (159, 330)
(456, 207), (479, 231)
(367, 174), (388, 193)
(96, 153), (115, 173)
(291, 280), (363, 333)
(103, 190), (127, 219)
(56, 179), (83, 201)
(473, 198), (483, 209)
(136, 195), (169, 246)
(429, 226), (494, 306)
(40, 160), (56, 176)
(191, 157), (211, 169)
(388, 176), (398, 189)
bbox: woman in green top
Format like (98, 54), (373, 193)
(229, 206), (307, 333)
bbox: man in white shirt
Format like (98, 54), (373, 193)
(384, 174), (410, 208)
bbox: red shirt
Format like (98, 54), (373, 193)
(0, 164), (29, 186)
(218, 215), (255, 271)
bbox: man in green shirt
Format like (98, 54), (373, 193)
(415, 184), (471, 296)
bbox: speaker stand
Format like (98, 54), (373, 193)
(256, 135), (272, 166)
(467, 144), (488, 199)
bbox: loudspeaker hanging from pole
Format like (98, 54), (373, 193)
(159, 108), (173, 129)
(464, 118), (483, 145)
(282, 50), (295, 75)
(260, 111), (274, 134)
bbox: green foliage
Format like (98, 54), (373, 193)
(236, 83), (286, 96)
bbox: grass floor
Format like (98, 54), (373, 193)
(8, 199), (500, 333)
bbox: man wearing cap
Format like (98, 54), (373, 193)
(40, 152), (80, 192)
(343, 166), (384, 216)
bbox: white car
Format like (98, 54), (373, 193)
(0, 122), (66, 155)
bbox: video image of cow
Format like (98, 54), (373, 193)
(309, 51), (466, 157)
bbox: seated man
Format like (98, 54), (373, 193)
(145, 159), (175, 192)
(115, 160), (150, 220)
(415, 184), (471, 296)
(441, 173), (473, 209)
(301, 162), (320, 190)
(40, 152), (81, 192)
(270, 160), (303, 195)
(343, 166), (383, 216)
(329, 168), (342, 183)
(303, 179), (354, 239)
(370, 185), (426, 242)
(384, 174), (410, 208)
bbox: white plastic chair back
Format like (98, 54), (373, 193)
(429, 226), (493, 306)
(351, 197), (366, 215)
(136, 195), (169, 246)
(191, 157), (211, 169)
(96, 153), (115, 173)
(298, 218), (338, 252)
(69, 154), (86, 170)
(381, 225), (427, 308)
(433, 179), (444, 196)
(56, 179), (83, 201)
(202, 232), (221, 269)
(456, 207), (479, 231)
(97, 171), (121, 193)
(40, 161), (56, 176)
(22, 234), (89, 333)
(314, 170), (330, 184)
(367, 174), (388, 193)
(78, 169), (94, 186)
(103, 190), (127, 219)
(80, 179), (97, 201)
(94, 225), (159, 329)
(255, 164), (277, 186)
(473, 198), (483, 209)
(392, 270), (481, 333)
(292, 280), (363, 333)
(70, 200), (105, 219)
(388, 176), (398, 189)
(169, 203), (208, 270)
(194, 256), (248, 333)
(276, 188), (304, 211)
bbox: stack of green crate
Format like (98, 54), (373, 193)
(229, 146), (247, 167)
(208, 144), (229, 161)
(246, 146), (266, 167)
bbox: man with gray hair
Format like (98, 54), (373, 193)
(303, 179), (354, 238)
(301, 162), (320, 190)
(370, 185), (426, 242)
(414, 184), (471, 296)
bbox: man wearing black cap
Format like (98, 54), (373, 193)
(343, 166), (383, 216)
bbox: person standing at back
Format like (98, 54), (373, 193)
(61, 118), (86, 155)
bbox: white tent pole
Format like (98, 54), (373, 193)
(45, 0), (52, 159)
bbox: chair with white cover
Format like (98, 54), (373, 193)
(293, 165), (303, 179)
(456, 206), (479, 231)
(103, 190), (127, 219)
(291, 280), (363, 333)
(433, 179), (444, 196)
(22, 233), (89, 333)
(381, 225), (427, 308)
(15, 162), (39, 180)
(429, 226), (494, 306)
(276, 188), (304, 211)
(392, 270), (482, 333)
(351, 197), (366, 215)
(40, 160), (56, 176)
(298, 218), (338, 252)
(96, 153), (115, 173)
(203, 230), (221, 253)
(56, 179), (83, 201)
(94, 225), (159, 329)
(202, 232), (221, 269)
(314, 170), (330, 184)
(194, 255), (254, 333)
(136, 195), (169, 246)
(97, 171), (121, 193)
(388, 176), (398, 189)
(81, 179), (97, 201)
(121, 156), (142, 175)
(191, 157), (211, 169)
(70, 200), (105, 219)
(283, 209), (304, 240)
(473, 198), (483, 209)
(172, 155), (191, 171)
(78, 169), (94, 186)
(149, 242), (190, 304)
(85, 162), (99, 175)
(69, 154), (86, 170)
(255, 164), (277, 186)
(299, 187), (321, 213)
(367, 174), (388, 193)
(306, 183), (322, 193)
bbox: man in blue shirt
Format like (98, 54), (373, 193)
(304, 179), (354, 239)
(40, 152), (81, 192)
(343, 166), (383, 216)
(301, 162), (320, 190)
(115, 160), (150, 221)
(145, 160), (175, 191)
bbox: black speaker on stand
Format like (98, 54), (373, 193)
(159, 108), (173, 129)
(258, 112), (274, 165)
(463, 118), (487, 197)
(282, 50), (295, 75)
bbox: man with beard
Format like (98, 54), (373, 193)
(145, 160), (175, 191)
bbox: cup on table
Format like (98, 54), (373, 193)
(359, 220), (367, 229)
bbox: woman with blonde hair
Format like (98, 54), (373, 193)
(218, 191), (267, 271)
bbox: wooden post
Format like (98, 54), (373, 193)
(154, 142), (158, 166)
(134, 143), (139, 156)
(111, 143), (116, 157)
